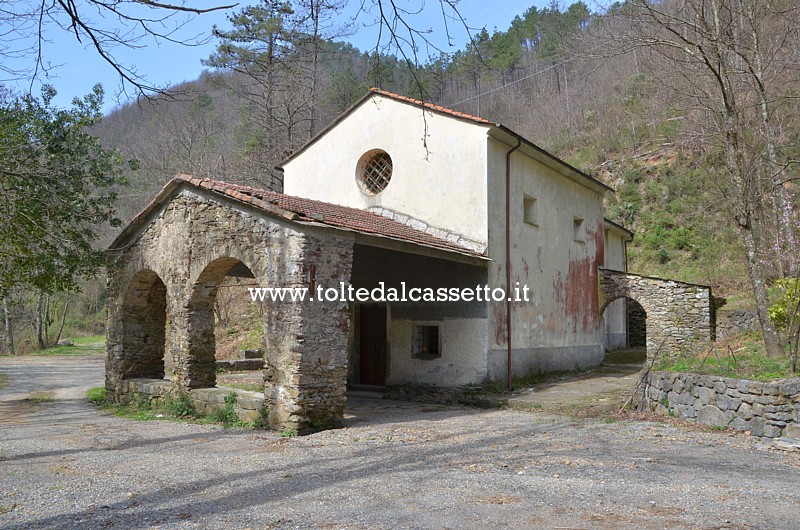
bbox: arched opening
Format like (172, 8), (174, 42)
(602, 296), (647, 364)
(120, 270), (168, 380)
(186, 257), (261, 389)
(627, 298), (647, 350)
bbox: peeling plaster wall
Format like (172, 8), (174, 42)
(485, 137), (606, 379)
(282, 95), (491, 245)
(349, 245), (489, 386)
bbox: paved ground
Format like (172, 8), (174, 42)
(1, 355), (799, 529)
(500, 364), (644, 414)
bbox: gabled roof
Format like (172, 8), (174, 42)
(604, 218), (634, 239)
(276, 88), (613, 194)
(109, 175), (486, 259)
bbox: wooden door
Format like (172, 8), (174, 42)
(358, 304), (387, 385)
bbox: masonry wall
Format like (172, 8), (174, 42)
(603, 228), (629, 351)
(599, 270), (713, 358)
(119, 379), (265, 424)
(282, 95), (491, 245)
(486, 137), (607, 379)
(641, 371), (800, 439)
(716, 309), (759, 341)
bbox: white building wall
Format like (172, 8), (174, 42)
(603, 226), (630, 351)
(281, 95), (491, 245)
(485, 136), (607, 379)
(388, 317), (489, 386)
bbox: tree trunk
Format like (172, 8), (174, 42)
(740, 225), (784, 357)
(54, 292), (70, 345)
(43, 293), (51, 346)
(35, 290), (45, 350)
(3, 297), (14, 355)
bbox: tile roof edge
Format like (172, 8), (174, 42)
(109, 175), (486, 260)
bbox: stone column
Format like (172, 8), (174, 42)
(105, 268), (168, 400)
(262, 232), (354, 434)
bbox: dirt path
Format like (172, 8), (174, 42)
(1, 355), (799, 529)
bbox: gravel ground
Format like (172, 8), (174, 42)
(1, 355), (799, 529)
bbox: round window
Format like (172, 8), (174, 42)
(357, 149), (393, 195)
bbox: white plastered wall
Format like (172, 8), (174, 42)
(486, 136), (607, 377)
(603, 226), (630, 351)
(281, 95), (491, 245)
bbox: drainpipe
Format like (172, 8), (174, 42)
(505, 137), (522, 392)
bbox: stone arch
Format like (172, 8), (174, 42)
(600, 292), (661, 355)
(178, 256), (258, 389)
(118, 269), (168, 381)
(602, 296), (647, 352)
(599, 268), (713, 359)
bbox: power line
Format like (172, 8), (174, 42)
(446, 42), (606, 110)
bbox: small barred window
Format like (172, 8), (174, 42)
(357, 150), (393, 195)
(412, 324), (441, 358)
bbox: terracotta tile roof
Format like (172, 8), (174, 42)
(368, 88), (493, 125)
(175, 176), (485, 258)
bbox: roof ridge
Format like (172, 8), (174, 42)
(368, 87), (492, 125)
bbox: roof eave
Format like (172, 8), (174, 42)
(108, 175), (487, 261)
(488, 126), (614, 195)
(604, 218), (635, 240)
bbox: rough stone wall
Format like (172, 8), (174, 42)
(641, 371), (800, 439)
(716, 309), (759, 341)
(106, 187), (354, 434)
(119, 378), (265, 424)
(599, 269), (713, 358)
(261, 233), (353, 432)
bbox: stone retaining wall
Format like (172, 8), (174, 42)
(119, 378), (265, 424)
(715, 309), (759, 341)
(215, 359), (265, 372)
(640, 371), (800, 439)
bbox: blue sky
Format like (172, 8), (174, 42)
(5, 1), (554, 113)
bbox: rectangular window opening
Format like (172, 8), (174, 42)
(523, 195), (538, 226)
(573, 217), (586, 242)
(412, 324), (441, 359)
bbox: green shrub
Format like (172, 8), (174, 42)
(210, 391), (240, 427)
(86, 387), (106, 405)
(163, 391), (195, 418)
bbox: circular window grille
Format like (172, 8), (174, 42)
(358, 150), (393, 195)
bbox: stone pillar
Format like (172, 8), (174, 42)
(170, 305), (217, 391)
(106, 268), (167, 400)
(262, 232), (354, 434)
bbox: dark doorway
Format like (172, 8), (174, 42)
(358, 304), (387, 385)
(627, 299), (647, 349)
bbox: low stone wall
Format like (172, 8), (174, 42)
(640, 371), (800, 439)
(215, 359), (265, 372)
(119, 378), (265, 424)
(715, 309), (759, 341)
